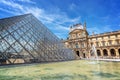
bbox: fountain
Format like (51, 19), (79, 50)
(89, 44), (99, 64)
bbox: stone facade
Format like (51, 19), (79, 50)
(64, 22), (120, 59)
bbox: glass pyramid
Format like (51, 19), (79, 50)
(0, 13), (75, 64)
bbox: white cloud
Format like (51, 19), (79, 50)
(69, 3), (77, 10)
(0, 0), (80, 24)
(0, 0), (80, 39)
(55, 32), (68, 39)
(23, 7), (44, 18)
(87, 25), (112, 35)
(87, 27), (101, 35)
(54, 25), (70, 31)
(0, 0), (23, 10)
(0, 8), (16, 14)
(58, 26), (70, 31)
(0, 0), (44, 18)
(17, 0), (36, 4)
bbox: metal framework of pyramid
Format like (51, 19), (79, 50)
(0, 14), (75, 64)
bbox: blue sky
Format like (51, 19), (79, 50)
(0, 0), (120, 39)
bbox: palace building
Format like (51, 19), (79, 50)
(64, 22), (120, 59)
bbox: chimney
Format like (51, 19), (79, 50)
(92, 31), (95, 35)
(84, 21), (86, 30)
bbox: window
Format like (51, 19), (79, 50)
(96, 42), (99, 47)
(109, 40), (112, 45)
(67, 37), (69, 40)
(90, 38), (92, 41)
(72, 34), (75, 38)
(102, 41), (105, 46)
(82, 43), (84, 48)
(75, 43), (79, 48)
(102, 37), (103, 39)
(76, 34), (78, 38)
(116, 40), (119, 44)
(91, 43), (93, 47)
(96, 37), (97, 40)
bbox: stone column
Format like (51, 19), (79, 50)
(115, 49), (119, 58)
(100, 49), (103, 58)
(88, 50), (91, 58)
(85, 50), (87, 58)
(79, 50), (81, 58)
(107, 49), (111, 58)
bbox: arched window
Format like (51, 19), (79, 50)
(76, 51), (80, 56)
(97, 50), (101, 56)
(83, 53), (86, 58)
(118, 49), (120, 55)
(103, 49), (108, 56)
(110, 49), (116, 56)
